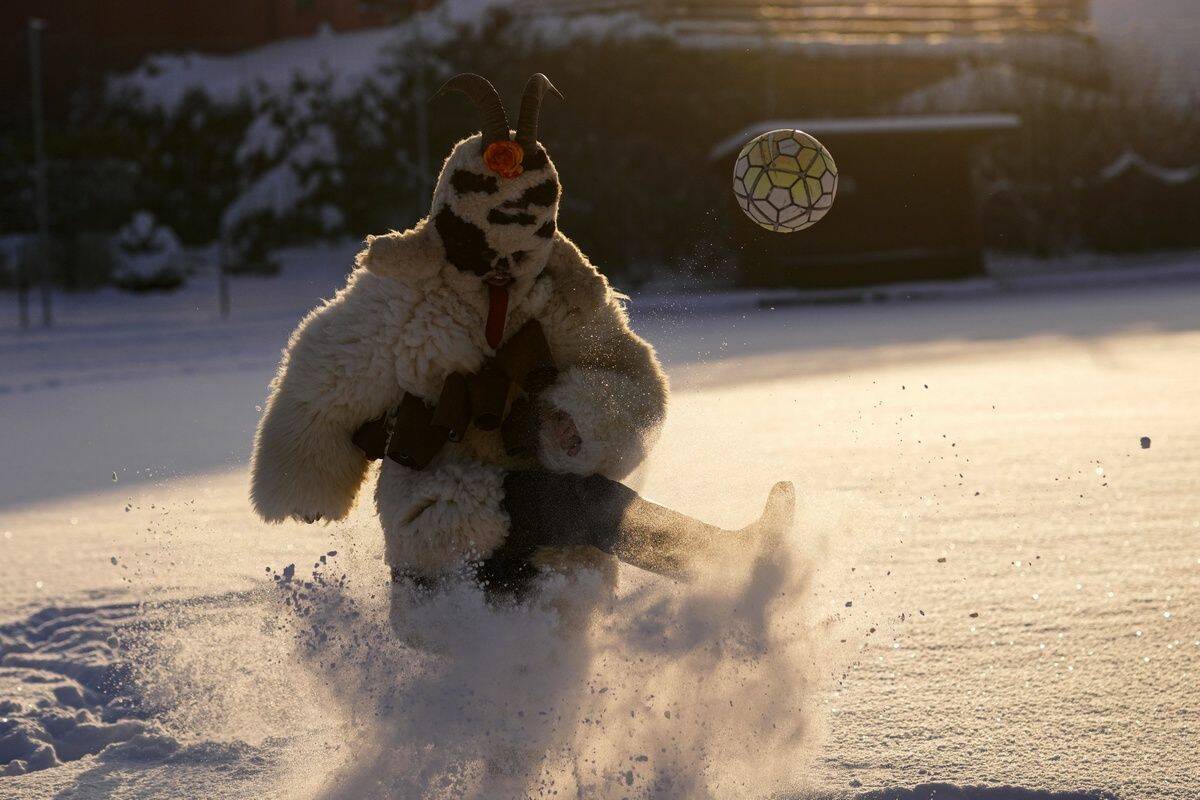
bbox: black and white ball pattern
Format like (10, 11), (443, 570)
(733, 129), (838, 233)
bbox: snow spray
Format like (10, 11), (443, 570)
(266, 499), (830, 800)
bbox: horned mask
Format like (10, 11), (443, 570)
(429, 73), (563, 349)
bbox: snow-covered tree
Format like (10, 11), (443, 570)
(112, 211), (185, 291)
(220, 74), (348, 273)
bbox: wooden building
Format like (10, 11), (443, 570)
(712, 115), (1020, 288)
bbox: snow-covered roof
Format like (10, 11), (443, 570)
(1099, 151), (1200, 185)
(521, 0), (1092, 48)
(892, 63), (1109, 115)
(710, 114), (1020, 159)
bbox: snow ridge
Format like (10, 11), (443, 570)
(0, 602), (156, 775)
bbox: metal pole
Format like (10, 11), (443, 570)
(16, 245), (30, 329)
(217, 237), (230, 320)
(28, 18), (52, 328)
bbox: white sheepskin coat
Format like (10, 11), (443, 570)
(250, 134), (668, 577)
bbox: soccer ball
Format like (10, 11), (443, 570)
(732, 129), (838, 233)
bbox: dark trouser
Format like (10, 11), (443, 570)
(392, 470), (787, 601)
(390, 472), (633, 598)
(478, 470), (750, 598)
(476, 472), (635, 596)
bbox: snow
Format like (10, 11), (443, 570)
(2, 246), (1200, 798)
(221, 79), (345, 238)
(114, 212), (182, 257)
(234, 114), (286, 165)
(107, 1), (517, 114)
(891, 64), (1110, 115)
(107, 26), (399, 114)
(711, 115), (1020, 160)
(111, 212), (185, 286)
(1098, 151), (1199, 185)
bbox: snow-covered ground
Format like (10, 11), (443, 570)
(1, 247), (1198, 798)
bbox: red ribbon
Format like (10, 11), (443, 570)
(486, 283), (509, 350)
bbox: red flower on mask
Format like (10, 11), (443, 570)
(484, 140), (524, 178)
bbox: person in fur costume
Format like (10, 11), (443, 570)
(250, 73), (794, 597)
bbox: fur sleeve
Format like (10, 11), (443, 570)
(536, 233), (669, 478)
(250, 267), (404, 523)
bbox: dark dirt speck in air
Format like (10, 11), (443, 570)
(1140, 436), (1151, 449)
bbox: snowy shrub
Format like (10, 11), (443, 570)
(220, 75), (347, 273)
(112, 211), (185, 292)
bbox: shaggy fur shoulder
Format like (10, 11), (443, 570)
(354, 220), (444, 285)
(250, 267), (409, 523)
